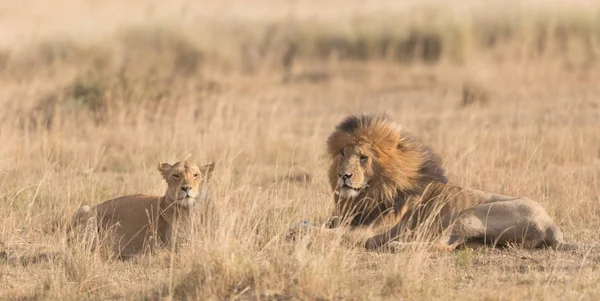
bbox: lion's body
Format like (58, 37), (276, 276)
(322, 114), (566, 250)
(69, 161), (214, 258)
(363, 183), (564, 250)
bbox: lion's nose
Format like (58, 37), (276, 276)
(181, 185), (191, 192)
(340, 173), (352, 180)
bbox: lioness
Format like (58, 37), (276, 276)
(70, 160), (215, 258)
(296, 114), (571, 251)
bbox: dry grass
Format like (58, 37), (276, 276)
(1, 0), (600, 300)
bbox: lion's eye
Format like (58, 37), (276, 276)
(172, 174), (180, 179)
(193, 173), (199, 178)
(339, 149), (345, 157)
(360, 155), (368, 162)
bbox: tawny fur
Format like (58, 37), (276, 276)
(316, 113), (568, 251)
(68, 160), (215, 258)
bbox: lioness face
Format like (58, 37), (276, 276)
(158, 161), (215, 207)
(336, 144), (374, 199)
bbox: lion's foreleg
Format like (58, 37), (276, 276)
(325, 216), (343, 228)
(286, 220), (373, 248)
(364, 221), (408, 250)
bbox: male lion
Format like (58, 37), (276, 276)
(69, 160), (215, 258)
(303, 114), (570, 251)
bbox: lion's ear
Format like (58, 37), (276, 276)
(200, 162), (216, 181)
(157, 161), (173, 179)
(397, 136), (408, 151)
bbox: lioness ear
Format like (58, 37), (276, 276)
(157, 161), (173, 180)
(200, 162), (216, 181)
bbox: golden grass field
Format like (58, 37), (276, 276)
(1, 0), (600, 300)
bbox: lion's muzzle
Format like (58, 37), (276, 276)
(338, 175), (368, 199)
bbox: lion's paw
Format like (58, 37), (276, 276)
(285, 220), (313, 241)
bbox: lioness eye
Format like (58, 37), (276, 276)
(360, 155), (368, 162)
(172, 174), (180, 179)
(193, 173), (199, 178)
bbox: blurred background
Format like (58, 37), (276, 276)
(2, 0), (599, 119)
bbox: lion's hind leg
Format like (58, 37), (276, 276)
(437, 210), (488, 251)
(442, 198), (566, 250)
(437, 201), (526, 250)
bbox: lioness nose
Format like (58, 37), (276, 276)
(181, 185), (191, 192)
(340, 173), (352, 180)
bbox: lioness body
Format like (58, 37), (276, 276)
(318, 114), (566, 250)
(70, 160), (215, 258)
(74, 195), (190, 257)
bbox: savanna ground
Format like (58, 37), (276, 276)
(1, 0), (600, 300)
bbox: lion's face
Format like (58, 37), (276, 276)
(336, 144), (375, 199)
(158, 161), (215, 207)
